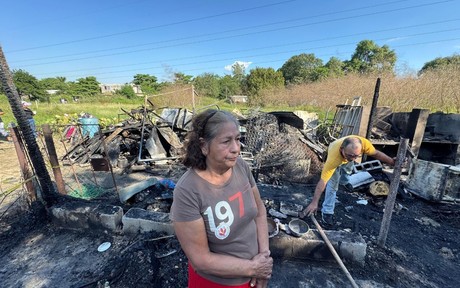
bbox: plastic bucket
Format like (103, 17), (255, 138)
(79, 117), (99, 138)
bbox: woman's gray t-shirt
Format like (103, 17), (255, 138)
(170, 157), (259, 285)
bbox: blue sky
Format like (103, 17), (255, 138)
(1, 0), (459, 84)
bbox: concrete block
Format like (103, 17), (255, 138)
(122, 208), (174, 235)
(348, 171), (374, 189)
(353, 160), (382, 173)
(50, 202), (123, 232)
(269, 229), (367, 265)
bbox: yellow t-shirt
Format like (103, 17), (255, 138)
(320, 136), (376, 182)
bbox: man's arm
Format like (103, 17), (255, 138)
(371, 150), (395, 166)
(300, 178), (327, 217)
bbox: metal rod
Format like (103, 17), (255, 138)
(100, 135), (118, 194)
(60, 140), (83, 193)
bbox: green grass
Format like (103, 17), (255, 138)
(0, 92), (339, 129)
(3, 67), (458, 128)
(0, 94), (146, 126)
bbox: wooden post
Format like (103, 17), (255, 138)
(377, 138), (408, 247)
(42, 124), (66, 195)
(358, 105), (371, 137)
(405, 108), (430, 158)
(363, 78), (381, 162)
(366, 78), (381, 139)
(10, 127), (36, 202)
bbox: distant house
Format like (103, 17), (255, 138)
(132, 85), (142, 94)
(99, 83), (142, 95)
(100, 84), (123, 94)
(229, 95), (248, 103)
(46, 89), (60, 95)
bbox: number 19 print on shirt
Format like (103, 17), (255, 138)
(203, 188), (257, 241)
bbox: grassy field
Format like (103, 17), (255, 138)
(261, 69), (460, 114)
(1, 67), (459, 127)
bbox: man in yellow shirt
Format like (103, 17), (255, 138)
(300, 136), (395, 226)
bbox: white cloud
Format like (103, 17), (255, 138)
(224, 61), (252, 72)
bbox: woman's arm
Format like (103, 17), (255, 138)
(174, 218), (272, 279)
(251, 185), (272, 288)
(252, 185), (270, 254)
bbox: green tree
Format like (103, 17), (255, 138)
(419, 54), (460, 74)
(133, 74), (159, 95)
(115, 85), (136, 99)
(74, 76), (100, 97)
(279, 53), (323, 85)
(231, 62), (246, 84)
(246, 67), (284, 105)
(219, 75), (242, 100)
(193, 73), (221, 98)
(173, 72), (193, 84)
(325, 57), (345, 78)
(39, 77), (68, 92)
(345, 40), (396, 74)
(12, 69), (46, 101)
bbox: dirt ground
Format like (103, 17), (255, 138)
(1, 140), (459, 288)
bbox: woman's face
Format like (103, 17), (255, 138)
(204, 121), (241, 170)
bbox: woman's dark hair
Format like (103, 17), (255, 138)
(182, 109), (239, 170)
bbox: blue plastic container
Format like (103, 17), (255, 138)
(79, 117), (99, 138)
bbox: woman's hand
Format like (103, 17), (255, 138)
(250, 277), (269, 288)
(251, 251), (273, 279)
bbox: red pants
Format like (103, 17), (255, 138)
(188, 262), (251, 288)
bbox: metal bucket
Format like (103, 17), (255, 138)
(288, 219), (309, 237)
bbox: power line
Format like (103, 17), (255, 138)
(10, 0), (455, 68)
(92, 36), (460, 81)
(11, 0), (451, 64)
(5, 0), (458, 83)
(11, 0), (415, 62)
(38, 34), (460, 81)
(23, 21), (460, 76)
(6, 0), (297, 53)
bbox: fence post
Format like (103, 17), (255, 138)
(377, 137), (408, 247)
(42, 124), (67, 195)
(10, 127), (36, 202)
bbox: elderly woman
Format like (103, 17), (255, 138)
(170, 109), (272, 288)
